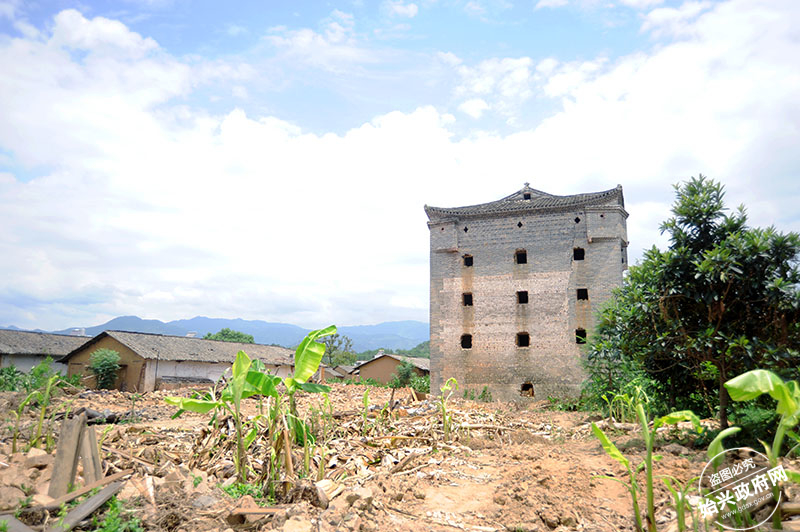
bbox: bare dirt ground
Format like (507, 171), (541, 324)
(1, 384), (797, 531)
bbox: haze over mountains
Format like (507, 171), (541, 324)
(3, 316), (429, 352)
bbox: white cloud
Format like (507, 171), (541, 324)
(641, 1), (713, 37)
(619, 0), (664, 8)
(454, 57), (535, 119)
(1, 1), (799, 330)
(535, 0), (568, 9)
(458, 98), (490, 118)
(385, 1), (419, 18)
(264, 10), (377, 71)
(49, 9), (158, 56)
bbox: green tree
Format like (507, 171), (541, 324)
(89, 348), (121, 389)
(389, 360), (416, 389)
(586, 176), (800, 428)
(321, 333), (355, 366)
(204, 328), (255, 343)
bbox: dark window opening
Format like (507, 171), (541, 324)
(440, 227), (444, 231)
(517, 221), (523, 228)
(463, 293), (473, 306)
(517, 291), (529, 304)
(516, 332), (530, 347)
(600, 213), (605, 218)
(574, 217), (581, 223)
(463, 255), (473, 267)
(461, 334), (472, 349)
(523, 193), (531, 200)
(573, 247), (585, 261)
(463, 226), (468, 233)
(515, 249), (527, 264)
(576, 328), (587, 344)
(577, 288), (589, 300)
(520, 382), (534, 397)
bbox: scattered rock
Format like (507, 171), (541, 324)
(346, 487), (373, 507)
(282, 517), (314, 532)
(191, 494), (219, 509)
(661, 443), (691, 456)
(0, 485), (25, 511)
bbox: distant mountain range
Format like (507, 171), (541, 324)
(3, 316), (429, 352)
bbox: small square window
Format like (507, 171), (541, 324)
(573, 247), (585, 261)
(576, 328), (587, 344)
(577, 288), (589, 300)
(463, 255), (473, 267)
(463, 293), (473, 306)
(516, 332), (530, 347)
(523, 193), (531, 200)
(461, 334), (472, 349)
(517, 291), (528, 304)
(515, 250), (527, 264)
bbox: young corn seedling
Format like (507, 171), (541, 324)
(593, 403), (702, 532)
(439, 377), (458, 442)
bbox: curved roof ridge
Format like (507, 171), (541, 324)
(425, 183), (623, 220)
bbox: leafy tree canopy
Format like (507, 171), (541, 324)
(204, 328), (255, 343)
(322, 333), (355, 366)
(586, 175), (800, 428)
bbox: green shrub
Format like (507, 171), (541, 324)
(388, 361), (415, 389)
(89, 349), (121, 389)
(410, 374), (430, 394)
(0, 366), (23, 392)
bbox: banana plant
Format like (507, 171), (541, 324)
(725, 369), (800, 528)
(165, 326), (336, 483)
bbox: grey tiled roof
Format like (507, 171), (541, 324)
(62, 330), (294, 366)
(425, 184), (624, 220)
(0, 329), (90, 358)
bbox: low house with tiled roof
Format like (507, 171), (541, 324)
(60, 330), (294, 392)
(0, 329), (91, 373)
(356, 353), (429, 385)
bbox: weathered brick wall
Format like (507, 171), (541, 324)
(429, 201), (627, 402)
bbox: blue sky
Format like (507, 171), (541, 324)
(0, 0), (798, 330)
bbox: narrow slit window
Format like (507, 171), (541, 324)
(461, 334), (472, 349)
(517, 291), (528, 304)
(576, 328), (587, 344)
(463, 255), (473, 267)
(573, 247), (585, 260)
(464, 226), (468, 233)
(462, 293), (473, 306)
(516, 332), (530, 347)
(515, 249), (527, 264)
(577, 288), (589, 300)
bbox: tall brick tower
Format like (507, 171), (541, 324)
(425, 183), (628, 401)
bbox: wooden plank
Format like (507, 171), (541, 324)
(101, 445), (155, 469)
(0, 514), (36, 532)
(782, 501), (800, 516)
(229, 506), (287, 516)
(45, 481), (122, 532)
(79, 425), (102, 484)
(49, 413), (87, 498)
(43, 469), (134, 510)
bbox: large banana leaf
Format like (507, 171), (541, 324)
(655, 410), (703, 432)
(164, 396), (221, 414)
(228, 350), (252, 408)
(293, 325), (336, 384)
(725, 370), (798, 416)
(246, 370), (281, 398)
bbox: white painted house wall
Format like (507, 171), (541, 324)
(0, 354), (67, 374)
